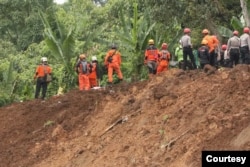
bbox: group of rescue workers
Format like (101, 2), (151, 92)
(74, 54), (100, 91)
(75, 44), (123, 91)
(33, 44), (124, 98)
(145, 27), (250, 77)
(34, 26), (250, 99)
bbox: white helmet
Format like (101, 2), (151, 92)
(92, 56), (97, 61)
(41, 57), (48, 62)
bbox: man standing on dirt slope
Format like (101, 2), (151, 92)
(202, 29), (219, 67)
(34, 57), (52, 100)
(198, 39), (216, 74)
(227, 30), (240, 67)
(240, 27), (250, 64)
(144, 39), (160, 79)
(180, 28), (197, 70)
(157, 42), (171, 74)
(75, 54), (91, 90)
(104, 43), (123, 85)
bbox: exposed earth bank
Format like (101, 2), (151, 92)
(0, 65), (249, 167)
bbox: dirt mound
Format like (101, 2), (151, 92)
(0, 65), (249, 167)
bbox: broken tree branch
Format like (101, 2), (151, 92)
(161, 129), (190, 149)
(99, 110), (141, 137)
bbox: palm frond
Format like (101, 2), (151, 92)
(231, 16), (243, 33)
(62, 27), (75, 62)
(217, 26), (233, 38)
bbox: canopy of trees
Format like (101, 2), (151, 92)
(0, 0), (248, 106)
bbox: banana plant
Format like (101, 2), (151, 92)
(217, 16), (244, 38)
(218, 0), (250, 38)
(231, 16), (244, 33)
(39, 10), (77, 93)
(115, 3), (158, 81)
(40, 7), (109, 89)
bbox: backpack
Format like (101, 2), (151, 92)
(161, 50), (169, 60)
(81, 61), (92, 74)
(108, 50), (116, 63)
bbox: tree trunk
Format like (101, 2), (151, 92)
(240, 0), (250, 26)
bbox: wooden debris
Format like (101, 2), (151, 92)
(100, 110), (141, 137)
(161, 129), (190, 149)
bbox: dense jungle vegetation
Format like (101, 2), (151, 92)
(0, 0), (249, 106)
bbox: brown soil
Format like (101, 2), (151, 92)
(0, 65), (250, 167)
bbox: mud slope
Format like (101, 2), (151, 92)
(0, 65), (249, 167)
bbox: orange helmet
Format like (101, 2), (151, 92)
(161, 43), (168, 49)
(148, 39), (154, 45)
(184, 28), (191, 33)
(202, 29), (209, 34)
(221, 44), (227, 50)
(233, 30), (239, 36)
(243, 27), (249, 33)
(79, 54), (86, 59)
(201, 39), (208, 45)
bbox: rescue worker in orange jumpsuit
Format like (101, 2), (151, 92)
(89, 56), (99, 88)
(34, 57), (52, 100)
(240, 27), (250, 64)
(202, 29), (219, 66)
(227, 30), (240, 67)
(144, 39), (159, 78)
(180, 28), (197, 70)
(104, 44), (123, 84)
(157, 43), (171, 74)
(75, 54), (91, 90)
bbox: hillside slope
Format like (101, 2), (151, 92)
(0, 65), (249, 167)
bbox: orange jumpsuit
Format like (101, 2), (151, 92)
(88, 62), (98, 87)
(76, 60), (91, 90)
(157, 50), (171, 74)
(144, 45), (159, 77)
(203, 35), (219, 66)
(203, 35), (219, 53)
(104, 49), (123, 83)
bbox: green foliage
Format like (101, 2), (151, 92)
(218, 26), (232, 37)
(39, 10), (77, 92)
(0, 0), (246, 107)
(0, 40), (18, 59)
(0, 0), (54, 50)
(115, 2), (158, 81)
(231, 16), (244, 33)
(162, 114), (169, 122)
